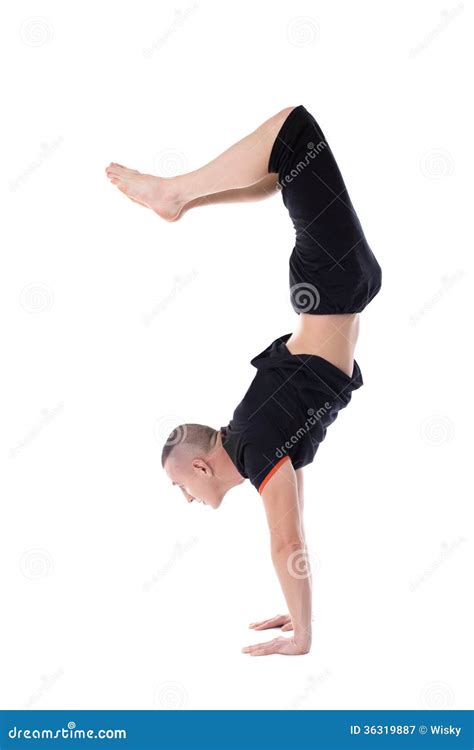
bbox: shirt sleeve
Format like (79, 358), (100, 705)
(242, 440), (292, 494)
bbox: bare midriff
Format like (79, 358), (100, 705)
(285, 313), (360, 377)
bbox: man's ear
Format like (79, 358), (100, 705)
(192, 458), (211, 475)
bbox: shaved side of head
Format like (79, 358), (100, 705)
(161, 423), (219, 468)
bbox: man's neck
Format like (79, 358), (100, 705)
(213, 430), (246, 490)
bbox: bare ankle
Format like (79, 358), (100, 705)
(170, 173), (203, 205)
(162, 176), (185, 206)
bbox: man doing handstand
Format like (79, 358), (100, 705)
(105, 105), (382, 656)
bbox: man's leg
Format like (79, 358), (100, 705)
(105, 106), (295, 220)
(182, 173), (279, 214)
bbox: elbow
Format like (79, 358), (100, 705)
(271, 538), (311, 579)
(270, 536), (305, 558)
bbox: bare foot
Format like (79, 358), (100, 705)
(105, 163), (185, 221)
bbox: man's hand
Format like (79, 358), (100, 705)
(249, 614), (293, 632)
(242, 635), (310, 656)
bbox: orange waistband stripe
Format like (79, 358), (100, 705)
(258, 455), (291, 494)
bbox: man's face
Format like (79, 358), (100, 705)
(164, 456), (224, 510)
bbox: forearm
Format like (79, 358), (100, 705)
(271, 542), (312, 650)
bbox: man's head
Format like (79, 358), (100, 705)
(162, 423), (244, 509)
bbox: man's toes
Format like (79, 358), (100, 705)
(111, 163), (139, 175)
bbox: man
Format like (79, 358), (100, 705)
(106, 105), (382, 656)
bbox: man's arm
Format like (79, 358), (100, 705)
(242, 459), (312, 656)
(248, 468), (309, 635)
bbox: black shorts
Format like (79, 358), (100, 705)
(268, 105), (382, 315)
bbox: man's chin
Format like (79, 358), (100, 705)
(209, 497), (223, 510)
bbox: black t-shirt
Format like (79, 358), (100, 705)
(221, 334), (363, 493)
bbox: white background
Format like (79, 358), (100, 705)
(1, 0), (472, 711)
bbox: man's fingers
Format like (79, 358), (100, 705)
(249, 619), (273, 630)
(242, 643), (266, 653)
(281, 622), (293, 631)
(249, 615), (290, 630)
(250, 639), (285, 656)
(242, 636), (307, 657)
(242, 638), (281, 654)
(250, 643), (280, 656)
(250, 648), (277, 656)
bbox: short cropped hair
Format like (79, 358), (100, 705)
(161, 423), (218, 467)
